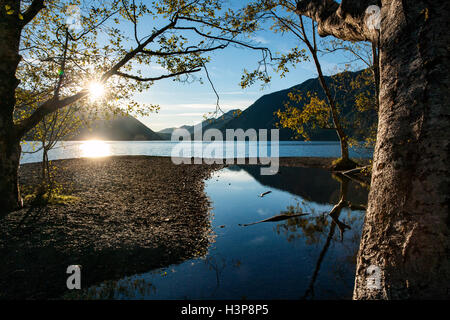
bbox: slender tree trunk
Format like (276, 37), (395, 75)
(353, 0), (450, 299)
(310, 48), (353, 167)
(0, 16), (23, 215)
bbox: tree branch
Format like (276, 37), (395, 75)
(113, 68), (201, 82)
(295, 0), (380, 42)
(15, 91), (88, 139)
(173, 26), (273, 59)
(21, 0), (45, 27)
(141, 44), (228, 57)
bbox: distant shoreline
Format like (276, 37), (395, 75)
(20, 154), (371, 168)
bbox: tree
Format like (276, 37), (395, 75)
(321, 40), (379, 149)
(296, 0), (449, 299)
(239, 0), (360, 170)
(19, 27), (84, 195)
(276, 68), (378, 152)
(323, 39), (380, 110)
(0, 0), (269, 214)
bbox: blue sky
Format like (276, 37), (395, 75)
(120, 1), (362, 132)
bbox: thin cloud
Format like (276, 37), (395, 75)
(177, 112), (207, 116)
(250, 35), (270, 44)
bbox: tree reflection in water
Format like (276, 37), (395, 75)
(273, 174), (367, 299)
(65, 167), (369, 300)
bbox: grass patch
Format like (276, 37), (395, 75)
(23, 191), (79, 206)
(331, 157), (358, 171)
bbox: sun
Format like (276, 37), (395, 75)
(80, 140), (111, 158)
(88, 81), (105, 101)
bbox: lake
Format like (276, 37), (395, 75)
(72, 165), (368, 300)
(19, 141), (370, 299)
(20, 140), (372, 164)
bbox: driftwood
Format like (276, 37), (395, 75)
(338, 166), (371, 189)
(341, 166), (369, 176)
(259, 191), (272, 197)
(239, 213), (309, 227)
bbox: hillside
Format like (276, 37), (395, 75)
(70, 112), (162, 141)
(24, 109), (163, 141)
(159, 69), (376, 141)
(158, 109), (241, 140)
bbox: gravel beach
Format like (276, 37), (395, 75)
(0, 156), (223, 299)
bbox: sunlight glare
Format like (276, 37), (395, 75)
(80, 140), (111, 158)
(88, 81), (105, 101)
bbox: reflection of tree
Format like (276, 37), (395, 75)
(204, 255), (227, 297)
(276, 211), (330, 245)
(239, 165), (369, 206)
(276, 175), (366, 243)
(302, 216), (338, 299)
(274, 174), (367, 299)
(304, 175), (367, 299)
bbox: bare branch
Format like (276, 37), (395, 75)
(113, 68), (202, 82)
(141, 44), (228, 57)
(173, 26), (273, 60)
(201, 62), (223, 116)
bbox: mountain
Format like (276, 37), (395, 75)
(22, 108), (163, 141)
(160, 69), (375, 141)
(216, 78), (328, 140)
(70, 112), (163, 141)
(217, 69), (374, 141)
(191, 109), (241, 134)
(159, 109), (241, 140)
(158, 127), (178, 134)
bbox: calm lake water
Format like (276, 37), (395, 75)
(20, 140), (372, 164)
(77, 165), (368, 300)
(19, 141), (370, 299)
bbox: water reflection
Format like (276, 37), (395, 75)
(271, 175), (364, 299)
(75, 166), (368, 300)
(79, 140), (111, 158)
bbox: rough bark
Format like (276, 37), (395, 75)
(0, 141), (22, 216)
(296, 0), (381, 42)
(354, 0), (450, 299)
(297, 0), (450, 299)
(0, 4), (24, 214)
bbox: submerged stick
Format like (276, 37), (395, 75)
(239, 213), (309, 227)
(259, 191), (272, 197)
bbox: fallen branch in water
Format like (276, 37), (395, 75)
(338, 167), (371, 189)
(341, 166), (370, 176)
(239, 213), (309, 227)
(259, 191), (272, 197)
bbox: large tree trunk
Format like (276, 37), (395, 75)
(353, 0), (450, 299)
(0, 139), (22, 216)
(296, 0), (449, 299)
(0, 7), (24, 214)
